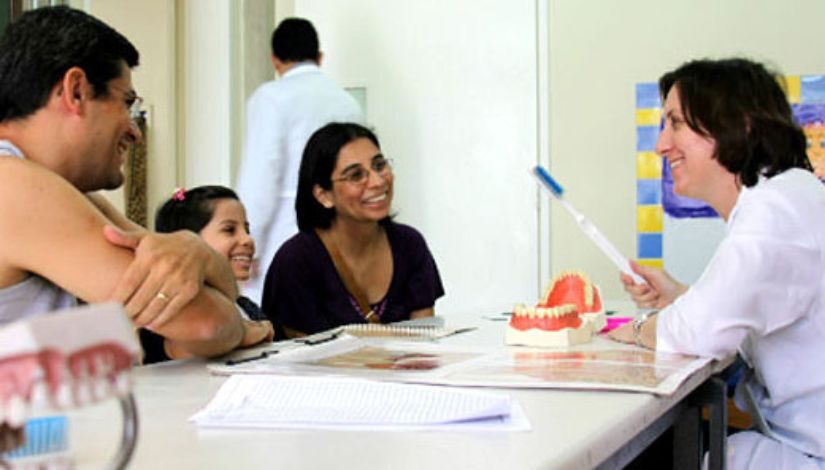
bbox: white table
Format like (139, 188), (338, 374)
(67, 310), (731, 469)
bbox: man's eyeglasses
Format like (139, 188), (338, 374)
(111, 84), (145, 121)
(127, 95), (145, 120)
(331, 157), (393, 186)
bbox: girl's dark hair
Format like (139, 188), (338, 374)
(659, 58), (811, 187)
(155, 185), (239, 234)
(295, 122), (388, 231)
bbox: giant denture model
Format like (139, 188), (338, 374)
(0, 303), (141, 466)
(506, 271), (606, 348)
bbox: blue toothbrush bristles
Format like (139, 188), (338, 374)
(533, 166), (564, 196)
(1, 416), (68, 461)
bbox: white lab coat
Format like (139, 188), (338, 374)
(656, 168), (825, 468)
(236, 63), (364, 303)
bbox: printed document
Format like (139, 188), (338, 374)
(190, 375), (530, 432)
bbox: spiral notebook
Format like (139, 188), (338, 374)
(336, 323), (476, 340)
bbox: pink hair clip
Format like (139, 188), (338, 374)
(172, 187), (186, 202)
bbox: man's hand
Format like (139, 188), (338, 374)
(620, 260), (687, 310)
(240, 319), (274, 347)
(104, 226), (210, 329)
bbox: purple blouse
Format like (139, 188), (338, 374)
(262, 222), (444, 337)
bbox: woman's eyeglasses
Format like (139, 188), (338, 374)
(331, 158), (393, 186)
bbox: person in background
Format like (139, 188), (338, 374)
(141, 186), (275, 364)
(609, 58), (825, 469)
(263, 122), (444, 338)
(235, 17), (364, 305)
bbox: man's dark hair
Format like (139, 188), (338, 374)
(155, 186), (240, 234)
(296, 122), (388, 231)
(271, 17), (319, 63)
(0, 6), (139, 122)
(659, 58), (810, 187)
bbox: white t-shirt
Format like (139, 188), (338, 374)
(0, 140), (78, 324)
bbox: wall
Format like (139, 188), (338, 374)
(180, 0), (278, 187)
(548, 0), (825, 298)
(235, 1), (278, 179)
(295, 0), (545, 316)
(89, 0), (275, 222)
(178, 0), (234, 187)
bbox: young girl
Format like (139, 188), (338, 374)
(141, 185), (272, 363)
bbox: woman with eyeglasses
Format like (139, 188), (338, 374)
(262, 122), (444, 338)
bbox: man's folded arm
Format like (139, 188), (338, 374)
(87, 192), (239, 301)
(0, 159), (244, 356)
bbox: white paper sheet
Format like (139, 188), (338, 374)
(190, 375), (530, 432)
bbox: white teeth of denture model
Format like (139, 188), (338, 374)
(0, 303), (141, 430)
(506, 303), (593, 347)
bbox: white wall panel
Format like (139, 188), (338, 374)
(296, 0), (542, 316)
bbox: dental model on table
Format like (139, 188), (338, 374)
(0, 303), (141, 467)
(506, 271), (606, 348)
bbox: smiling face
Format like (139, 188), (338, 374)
(82, 63), (142, 191)
(315, 137), (394, 225)
(656, 86), (730, 202)
(198, 199), (256, 281)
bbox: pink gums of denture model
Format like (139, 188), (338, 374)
(0, 303), (140, 430)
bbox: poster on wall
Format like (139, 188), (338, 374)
(661, 162), (718, 218)
(794, 102), (825, 179)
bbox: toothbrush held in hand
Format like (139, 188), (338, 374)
(533, 165), (645, 284)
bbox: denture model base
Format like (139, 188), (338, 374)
(506, 271), (606, 348)
(0, 302), (141, 429)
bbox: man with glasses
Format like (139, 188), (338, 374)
(236, 17), (364, 305)
(0, 8), (271, 357)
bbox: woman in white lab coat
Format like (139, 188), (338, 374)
(609, 58), (825, 469)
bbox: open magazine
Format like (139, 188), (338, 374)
(210, 333), (711, 396)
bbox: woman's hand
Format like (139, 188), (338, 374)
(620, 260), (687, 309)
(607, 322), (635, 344)
(607, 313), (658, 350)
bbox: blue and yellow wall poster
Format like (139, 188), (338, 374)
(634, 82), (664, 268)
(793, 75), (825, 179)
(634, 74), (825, 267)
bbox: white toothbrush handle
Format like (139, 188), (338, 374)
(559, 200), (646, 284)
